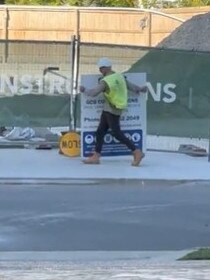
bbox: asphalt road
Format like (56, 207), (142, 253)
(0, 179), (210, 251)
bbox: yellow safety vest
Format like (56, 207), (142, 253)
(102, 73), (127, 109)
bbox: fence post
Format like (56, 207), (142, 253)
(69, 33), (80, 132)
(69, 35), (76, 131)
(73, 35), (80, 131)
(188, 87), (193, 109)
(147, 12), (152, 47)
(3, 7), (9, 63)
(208, 119), (210, 162)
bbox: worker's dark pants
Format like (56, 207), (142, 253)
(95, 110), (136, 154)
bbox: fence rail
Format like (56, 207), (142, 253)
(0, 5), (210, 46)
(0, 38), (210, 143)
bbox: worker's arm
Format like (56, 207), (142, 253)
(125, 79), (147, 94)
(79, 81), (106, 97)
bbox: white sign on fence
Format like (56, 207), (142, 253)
(81, 73), (147, 158)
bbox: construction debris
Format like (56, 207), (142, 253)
(178, 144), (207, 157)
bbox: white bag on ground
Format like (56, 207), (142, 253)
(4, 127), (35, 140)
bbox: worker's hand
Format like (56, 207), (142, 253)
(79, 85), (86, 93)
(136, 85), (147, 94)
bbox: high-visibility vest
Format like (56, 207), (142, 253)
(102, 72), (127, 109)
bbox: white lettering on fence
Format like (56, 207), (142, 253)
(0, 74), (177, 104)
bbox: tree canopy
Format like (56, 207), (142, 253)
(5, 0), (138, 6)
(4, 0), (210, 7)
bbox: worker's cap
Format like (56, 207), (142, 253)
(97, 57), (112, 68)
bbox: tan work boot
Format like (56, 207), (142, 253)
(83, 152), (100, 164)
(131, 149), (145, 167)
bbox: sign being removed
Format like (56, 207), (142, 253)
(80, 73), (147, 158)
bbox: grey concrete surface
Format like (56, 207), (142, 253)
(0, 148), (210, 181)
(0, 179), (210, 251)
(0, 259), (210, 280)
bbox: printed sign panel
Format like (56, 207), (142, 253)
(81, 73), (146, 157)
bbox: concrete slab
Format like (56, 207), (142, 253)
(0, 148), (209, 181)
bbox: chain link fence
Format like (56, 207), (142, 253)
(0, 39), (210, 151)
(78, 42), (210, 140)
(0, 39), (72, 127)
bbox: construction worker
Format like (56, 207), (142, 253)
(80, 57), (147, 166)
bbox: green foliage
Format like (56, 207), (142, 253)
(5, 0), (61, 4)
(140, 0), (157, 8)
(5, 0), (138, 6)
(178, 248), (210, 260)
(177, 0), (205, 6)
(98, 0), (137, 7)
(4, 0), (210, 8)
